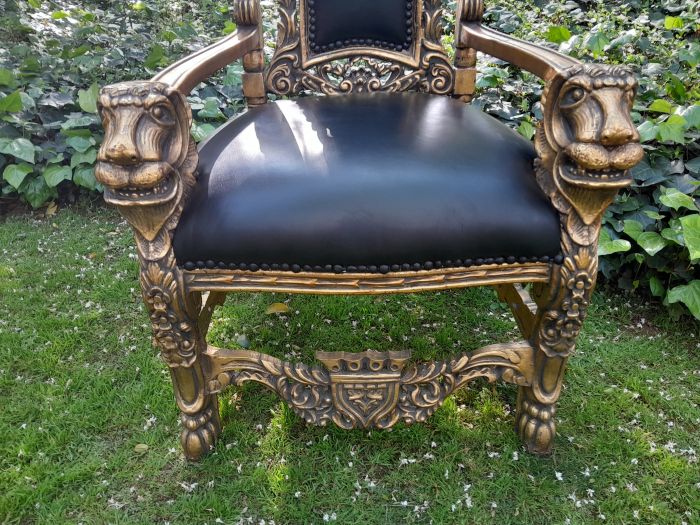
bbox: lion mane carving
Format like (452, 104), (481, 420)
(537, 64), (644, 229)
(95, 81), (198, 246)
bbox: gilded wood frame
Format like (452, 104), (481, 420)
(94, 0), (643, 460)
(265, 0), (455, 95)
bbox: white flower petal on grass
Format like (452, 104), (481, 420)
(555, 471), (564, 481)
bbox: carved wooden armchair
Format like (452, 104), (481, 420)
(95, 0), (643, 460)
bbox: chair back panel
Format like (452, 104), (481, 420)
(264, 0), (455, 96)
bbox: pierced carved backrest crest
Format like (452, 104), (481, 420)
(264, 0), (455, 96)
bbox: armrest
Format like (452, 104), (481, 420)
(95, 2), (263, 259)
(460, 23), (579, 82)
(153, 26), (259, 94)
(460, 21), (643, 236)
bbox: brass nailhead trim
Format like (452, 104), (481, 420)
(182, 255), (563, 273)
(308, 0), (414, 54)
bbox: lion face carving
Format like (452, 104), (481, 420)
(96, 82), (196, 241)
(542, 65), (644, 225)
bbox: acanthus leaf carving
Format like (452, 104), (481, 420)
(265, 0), (454, 96)
(207, 343), (533, 429)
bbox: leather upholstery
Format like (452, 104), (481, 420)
(309, 0), (412, 52)
(173, 93), (561, 272)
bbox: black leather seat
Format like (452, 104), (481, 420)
(173, 93), (561, 273)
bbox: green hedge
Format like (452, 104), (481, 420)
(1, 0), (699, 319)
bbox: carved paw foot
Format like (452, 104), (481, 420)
(516, 394), (556, 456)
(180, 400), (221, 461)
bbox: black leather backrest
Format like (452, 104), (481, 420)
(309, 0), (413, 53)
(265, 0), (455, 96)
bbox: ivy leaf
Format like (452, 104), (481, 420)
(661, 219), (685, 246)
(681, 105), (700, 130)
(648, 99), (673, 114)
(679, 43), (700, 67)
(517, 120), (536, 140)
(73, 165), (97, 190)
(2, 163), (33, 189)
(66, 136), (95, 153)
(680, 214), (700, 261)
(686, 158), (700, 175)
(145, 45), (165, 69)
(197, 98), (225, 120)
(667, 281), (700, 320)
(637, 121), (658, 143)
(61, 114), (98, 129)
(659, 187), (697, 211)
(598, 228), (631, 256)
(78, 83), (99, 114)
(664, 16), (684, 30)
(649, 276), (665, 298)
(223, 20), (237, 35)
(584, 31), (610, 55)
(43, 165), (72, 187)
(70, 148), (97, 168)
(0, 91), (23, 113)
(39, 92), (73, 108)
(623, 219), (643, 241)
(0, 138), (36, 164)
(657, 115), (687, 143)
(636, 232), (668, 256)
(191, 123), (217, 142)
(0, 68), (14, 87)
(546, 25), (571, 44)
(631, 157), (665, 184)
(23, 175), (54, 209)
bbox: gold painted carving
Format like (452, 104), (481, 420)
(514, 64), (643, 455)
(185, 263), (551, 295)
(206, 343), (533, 429)
(94, 12), (646, 460)
(95, 81), (197, 260)
(265, 0), (455, 96)
(534, 64), (642, 359)
(233, 0), (261, 26)
(459, 0), (484, 22)
(96, 81), (220, 460)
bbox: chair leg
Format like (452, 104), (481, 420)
(515, 239), (597, 455)
(171, 366), (221, 460)
(515, 354), (567, 455)
(140, 253), (221, 460)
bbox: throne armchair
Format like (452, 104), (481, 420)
(95, 0), (643, 460)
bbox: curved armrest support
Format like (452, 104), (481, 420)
(460, 23), (580, 81)
(460, 22), (643, 235)
(153, 26), (259, 94)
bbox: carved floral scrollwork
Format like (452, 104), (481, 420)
(207, 344), (533, 429)
(265, 0), (454, 96)
(140, 253), (198, 367)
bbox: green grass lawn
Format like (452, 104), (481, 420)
(1, 205), (698, 524)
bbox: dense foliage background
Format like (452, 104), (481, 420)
(0, 0), (698, 318)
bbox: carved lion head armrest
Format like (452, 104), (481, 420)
(459, 24), (644, 234)
(536, 64), (644, 242)
(95, 82), (198, 259)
